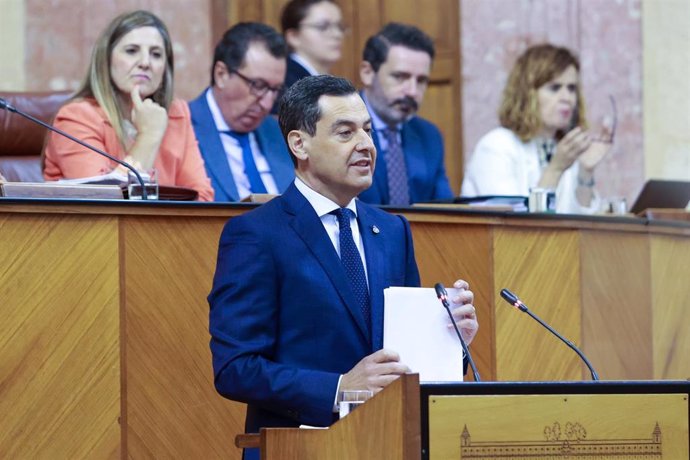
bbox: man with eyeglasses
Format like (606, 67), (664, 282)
(357, 23), (454, 206)
(190, 23), (294, 201)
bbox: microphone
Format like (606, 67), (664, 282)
(0, 96), (148, 199)
(434, 282), (481, 382)
(500, 288), (599, 380)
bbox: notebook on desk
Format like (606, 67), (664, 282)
(629, 180), (690, 214)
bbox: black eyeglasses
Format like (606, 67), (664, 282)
(300, 21), (349, 34)
(230, 69), (284, 98)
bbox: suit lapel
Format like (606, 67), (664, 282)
(190, 92), (239, 201)
(370, 128), (389, 203)
(400, 121), (427, 203)
(282, 185), (371, 344)
(255, 122), (293, 193)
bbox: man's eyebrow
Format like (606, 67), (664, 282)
(330, 117), (372, 131)
(329, 119), (355, 131)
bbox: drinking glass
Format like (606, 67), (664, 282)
(338, 390), (373, 418)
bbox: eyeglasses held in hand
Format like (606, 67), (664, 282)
(230, 69), (284, 98)
(300, 21), (349, 34)
(593, 95), (617, 144)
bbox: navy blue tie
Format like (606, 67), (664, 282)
(225, 131), (267, 194)
(332, 208), (371, 333)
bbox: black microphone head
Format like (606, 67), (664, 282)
(500, 288), (519, 305)
(434, 282), (447, 299)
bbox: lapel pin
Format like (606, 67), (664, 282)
(372, 225), (380, 234)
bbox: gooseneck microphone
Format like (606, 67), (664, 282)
(0, 97), (148, 199)
(434, 282), (481, 382)
(500, 288), (599, 380)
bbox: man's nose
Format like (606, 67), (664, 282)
(357, 129), (375, 151)
(403, 78), (420, 98)
(256, 90), (277, 112)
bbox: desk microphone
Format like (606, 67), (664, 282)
(0, 96), (148, 199)
(500, 288), (599, 380)
(434, 282), (481, 382)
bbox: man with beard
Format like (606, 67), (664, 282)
(357, 23), (453, 206)
(190, 23), (295, 201)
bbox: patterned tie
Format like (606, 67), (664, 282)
(383, 128), (410, 206)
(224, 131), (267, 194)
(332, 208), (371, 333)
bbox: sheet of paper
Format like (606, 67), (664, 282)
(383, 287), (464, 383)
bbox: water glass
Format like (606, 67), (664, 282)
(338, 390), (373, 418)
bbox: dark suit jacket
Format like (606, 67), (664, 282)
(208, 183), (421, 436)
(271, 56), (313, 115)
(189, 90), (294, 201)
(358, 116), (454, 205)
(284, 56), (313, 90)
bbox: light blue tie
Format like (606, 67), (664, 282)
(332, 208), (371, 334)
(224, 131), (267, 194)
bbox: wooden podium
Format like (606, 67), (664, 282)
(246, 375), (690, 459)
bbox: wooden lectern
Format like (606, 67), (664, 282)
(239, 375), (690, 459)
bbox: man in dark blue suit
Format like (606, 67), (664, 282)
(358, 23), (454, 206)
(189, 23), (295, 201)
(208, 75), (478, 459)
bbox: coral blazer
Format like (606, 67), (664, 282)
(43, 98), (214, 201)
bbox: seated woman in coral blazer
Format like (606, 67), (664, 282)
(43, 10), (213, 201)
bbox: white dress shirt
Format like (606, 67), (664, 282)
(205, 89), (279, 199)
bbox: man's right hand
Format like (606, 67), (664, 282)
(340, 349), (410, 394)
(130, 85), (168, 140)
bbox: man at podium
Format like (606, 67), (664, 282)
(208, 75), (478, 459)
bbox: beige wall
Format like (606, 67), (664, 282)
(643, 0), (690, 181)
(0, 0), (213, 100)
(0, 0), (25, 91)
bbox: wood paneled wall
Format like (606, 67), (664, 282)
(223, 0), (464, 193)
(2, 203), (689, 457)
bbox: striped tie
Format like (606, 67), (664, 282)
(383, 128), (410, 205)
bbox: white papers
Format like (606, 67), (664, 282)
(57, 170), (128, 186)
(383, 287), (464, 383)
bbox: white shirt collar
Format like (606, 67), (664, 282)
(294, 177), (358, 218)
(205, 88), (232, 132)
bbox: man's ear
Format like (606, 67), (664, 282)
(359, 61), (375, 87)
(287, 130), (309, 161)
(213, 61), (228, 88)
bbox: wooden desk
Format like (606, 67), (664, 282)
(1, 200), (688, 458)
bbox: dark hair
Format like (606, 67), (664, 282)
(281, 0), (338, 33)
(362, 22), (435, 72)
(278, 75), (356, 164)
(211, 22), (287, 85)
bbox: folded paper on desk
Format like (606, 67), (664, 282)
(384, 287), (464, 383)
(0, 181), (123, 199)
(457, 195), (528, 212)
(415, 195), (528, 212)
(57, 170), (128, 186)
